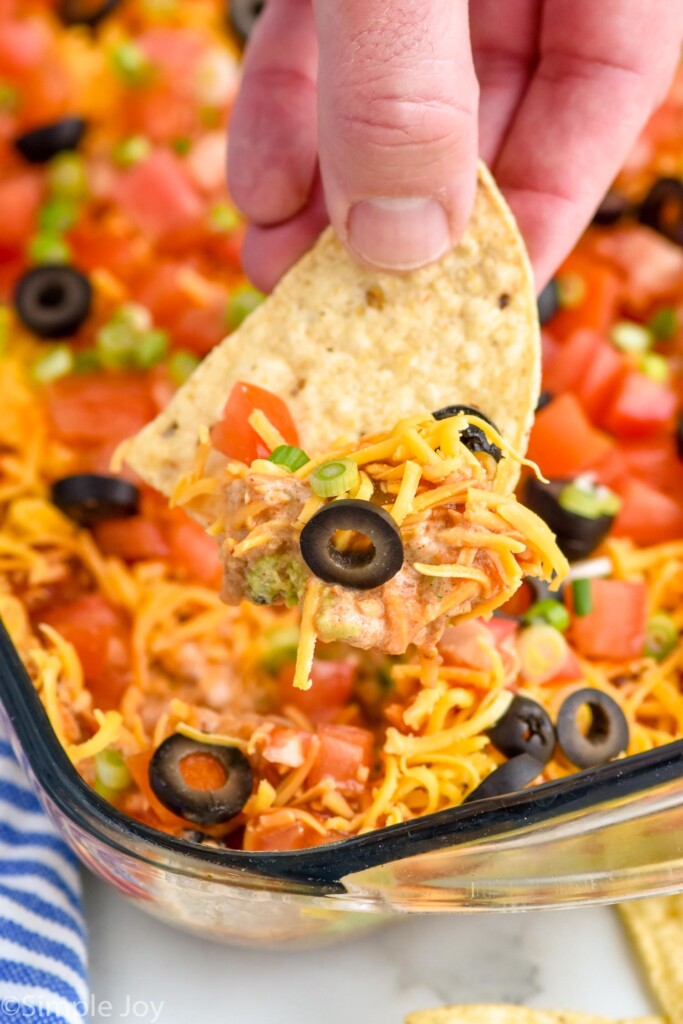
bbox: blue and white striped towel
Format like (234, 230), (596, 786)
(0, 723), (88, 1024)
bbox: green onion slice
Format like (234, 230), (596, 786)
(310, 458), (359, 497)
(610, 320), (652, 353)
(644, 612), (679, 662)
(95, 749), (132, 792)
(225, 285), (265, 330)
(523, 598), (571, 633)
(28, 233), (71, 265)
(112, 135), (151, 168)
(167, 350), (200, 386)
(135, 328), (168, 369)
(572, 578), (593, 617)
(647, 306), (678, 341)
(269, 445), (310, 472)
(31, 345), (74, 384)
(559, 480), (621, 520)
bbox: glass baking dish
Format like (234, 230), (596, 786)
(2, 620), (683, 948)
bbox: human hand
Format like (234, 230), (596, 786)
(228, 0), (683, 292)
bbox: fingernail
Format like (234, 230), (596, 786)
(347, 197), (451, 271)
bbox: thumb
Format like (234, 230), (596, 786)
(312, 0), (479, 272)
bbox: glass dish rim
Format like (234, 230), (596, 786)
(3, 619), (683, 894)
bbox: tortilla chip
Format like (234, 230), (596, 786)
(405, 1006), (662, 1024)
(619, 895), (683, 1022)
(126, 163), (539, 497)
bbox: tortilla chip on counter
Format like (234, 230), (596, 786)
(126, 162), (539, 498)
(405, 1006), (663, 1024)
(619, 895), (683, 1022)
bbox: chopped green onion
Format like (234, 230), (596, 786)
(110, 41), (153, 87)
(523, 598), (571, 633)
(38, 197), (79, 234)
(640, 352), (670, 384)
(73, 348), (101, 373)
(0, 82), (18, 113)
(647, 306), (678, 341)
(644, 612), (679, 661)
(558, 480), (621, 520)
(31, 345), (74, 384)
(208, 202), (242, 233)
(572, 578), (593, 617)
(260, 626), (300, 673)
(167, 349), (200, 386)
(556, 273), (586, 309)
(28, 233), (71, 265)
(310, 458), (359, 498)
(134, 328), (168, 369)
(171, 136), (191, 155)
(114, 303), (152, 333)
(112, 134), (151, 168)
(517, 623), (570, 684)
(94, 777), (119, 801)
(611, 320), (652, 353)
(48, 152), (88, 201)
(269, 445), (310, 472)
(226, 284), (265, 329)
(96, 320), (137, 369)
(95, 749), (132, 792)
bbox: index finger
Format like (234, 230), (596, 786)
(492, 0), (683, 286)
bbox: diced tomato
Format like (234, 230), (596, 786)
(174, 302), (227, 356)
(547, 648), (583, 684)
(485, 617), (519, 644)
(621, 438), (682, 495)
(547, 252), (620, 339)
(277, 660), (356, 722)
(567, 579), (647, 661)
(592, 448), (629, 491)
(134, 263), (191, 328)
(593, 226), (683, 312)
(164, 513), (222, 587)
(40, 595), (130, 711)
(126, 751), (189, 828)
(527, 393), (614, 478)
(211, 381), (299, 463)
(243, 812), (331, 851)
(261, 726), (310, 768)
(0, 173), (42, 249)
(542, 328), (599, 395)
(603, 371), (677, 439)
(612, 477), (683, 545)
(308, 724), (374, 789)
(68, 222), (142, 282)
(0, 18), (48, 77)
(45, 373), (156, 447)
(113, 151), (203, 239)
(573, 337), (628, 423)
(93, 517), (170, 563)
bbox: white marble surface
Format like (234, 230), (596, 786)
(83, 873), (654, 1024)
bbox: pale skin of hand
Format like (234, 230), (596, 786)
(228, 0), (683, 293)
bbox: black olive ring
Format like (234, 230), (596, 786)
(432, 404), (503, 463)
(300, 499), (404, 590)
(15, 117), (87, 164)
(51, 474), (140, 527)
(227, 0), (265, 45)
(149, 734), (254, 826)
(464, 753), (545, 803)
(638, 177), (683, 248)
(556, 687), (629, 769)
(59, 0), (121, 27)
(15, 265), (92, 339)
(488, 695), (556, 765)
(523, 476), (615, 563)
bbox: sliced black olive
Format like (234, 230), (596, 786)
(523, 477), (614, 562)
(432, 404), (502, 462)
(488, 695), (556, 765)
(58, 0), (120, 26)
(227, 0), (265, 45)
(464, 753), (544, 803)
(638, 178), (683, 247)
(592, 190), (631, 226)
(300, 499), (403, 590)
(537, 279), (559, 325)
(14, 117), (86, 164)
(556, 687), (629, 769)
(15, 265), (92, 339)
(536, 391), (553, 412)
(149, 735), (253, 826)
(178, 829), (224, 849)
(51, 474), (139, 526)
